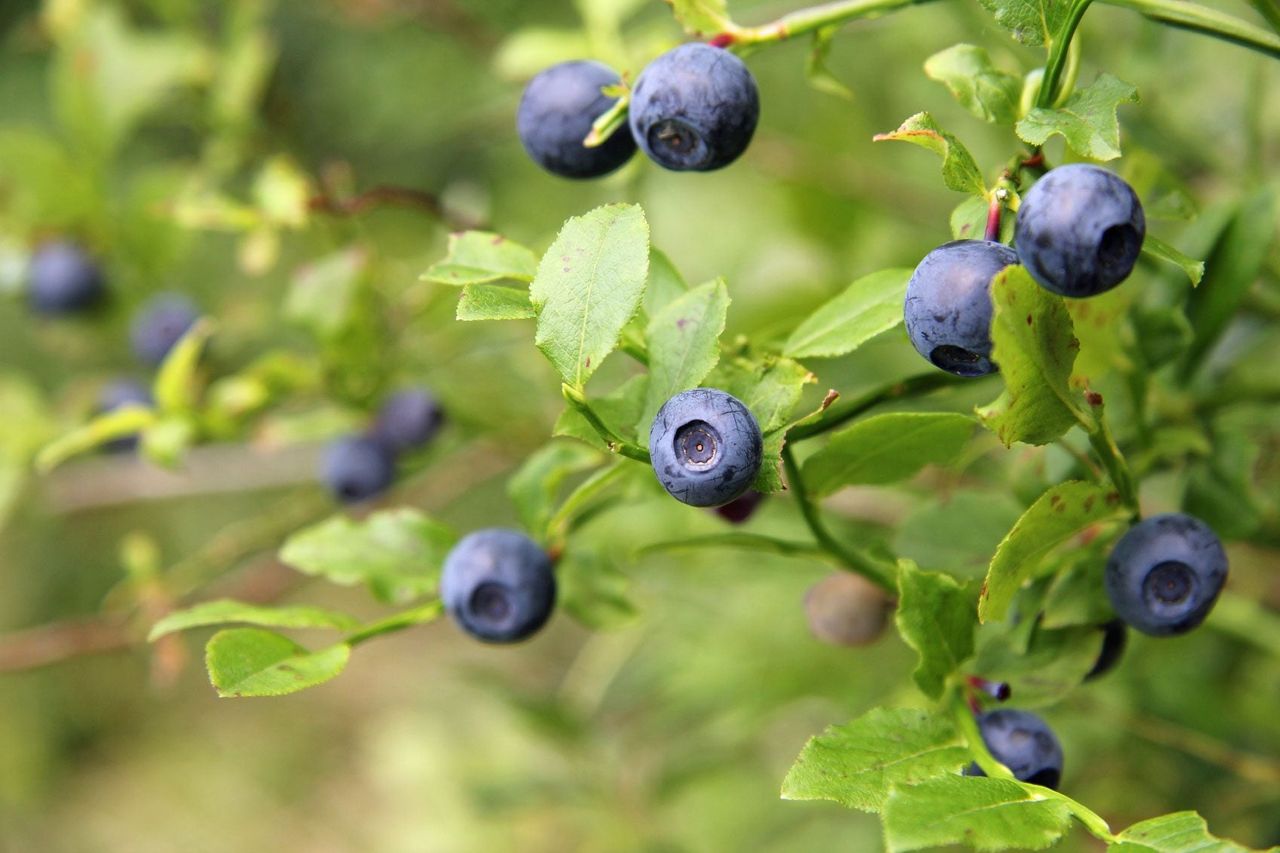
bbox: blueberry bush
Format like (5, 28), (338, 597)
(2, 0), (1279, 849)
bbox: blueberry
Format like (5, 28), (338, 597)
(1015, 164), (1145, 298)
(713, 490), (765, 524)
(964, 709), (1064, 790)
(370, 388), (444, 454)
(1084, 619), (1128, 680)
(649, 388), (763, 507)
(903, 240), (1019, 377)
(628, 43), (759, 172)
(804, 572), (892, 647)
(27, 241), (106, 314)
(97, 378), (152, 453)
(130, 293), (199, 366)
(1105, 513), (1227, 637)
(516, 60), (636, 179)
(320, 435), (396, 504)
(440, 529), (556, 643)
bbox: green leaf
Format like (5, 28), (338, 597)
(782, 707), (969, 812)
(895, 561), (977, 698)
(924, 44), (1022, 125)
(717, 356), (814, 433)
(643, 247), (689, 318)
(973, 622), (1104, 706)
(530, 204), (650, 388)
(555, 374), (649, 448)
(666, 0), (733, 36)
(1111, 811), (1261, 853)
(558, 551), (638, 630)
(805, 26), (854, 100)
(803, 412), (975, 496)
(421, 231), (538, 285)
(507, 441), (604, 540)
(638, 278), (730, 434)
(149, 600), (359, 641)
(952, 195), (1016, 242)
(979, 481), (1126, 623)
(1015, 74), (1140, 161)
(205, 628), (349, 698)
(894, 492), (1025, 580)
(456, 283), (535, 321)
(279, 508), (456, 604)
(35, 406), (157, 473)
(154, 318), (214, 415)
(784, 268), (912, 359)
(874, 112), (987, 196)
(883, 775), (1072, 852)
(755, 428), (788, 493)
(285, 248), (368, 337)
(976, 0), (1070, 45)
(978, 266), (1091, 447)
(1141, 235), (1204, 286)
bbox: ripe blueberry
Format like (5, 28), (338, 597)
(628, 43), (759, 172)
(964, 709), (1064, 790)
(1015, 164), (1145, 298)
(516, 60), (636, 179)
(27, 241), (105, 314)
(440, 529), (556, 643)
(1105, 513), (1227, 637)
(370, 388), (444, 454)
(903, 240), (1019, 377)
(130, 293), (199, 366)
(97, 378), (152, 453)
(713, 490), (765, 524)
(1084, 619), (1127, 681)
(320, 435), (396, 504)
(804, 572), (892, 647)
(649, 388), (763, 507)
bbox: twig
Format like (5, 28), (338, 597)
(309, 185), (483, 230)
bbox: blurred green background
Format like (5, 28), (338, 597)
(1, 0), (1278, 850)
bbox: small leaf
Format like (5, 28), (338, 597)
(803, 412), (975, 497)
(924, 44), (1021, 125)
(975, 0), (1070, 45)
(456, 283), (535, 321)
(666, 0), (733, 36)
(784, 268), (912, 359)
(875, 112), (987, 196)
(421, 231), (538, 286)
(977, 266), (1091, 447)
(782, 707), (969, 812)
(1141, 235), (1204, 286)
(149, 600), (359, 641)
(205, 628), (349, 698)
(883, 775), (1072, 852)
(805, 26), (853, 100)
(279, 508), (456, 604)
(35, 405), (156, 473)
(1015, 74), (1140, 162)
(530, 203), (650, 388)
(1111, 810), (1262, 853)
(896, 560), (977, 698)
(979, 481), (1126, 623)
(638, 278), (730, 434)
(154, 317), (214, 415)
(508, 441), (603, 540)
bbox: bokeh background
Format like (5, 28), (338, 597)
(1, 0), (1279, 850)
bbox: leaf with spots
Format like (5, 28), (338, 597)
(204, 628), (350, 698)
(1016, 74), (1139, 162)
(875, 112), (987, 196)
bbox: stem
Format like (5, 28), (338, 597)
(984, 194), (1003, 242)
(781, 444), (897, 591)
(1086, 418), (1140, 517)
(561, 384), (651, 463)
(1036, 0), (1095, 108)
(1249, 0), (1280, 34)
(1098, 0), (1280, 58)
(344, 601), (443, 647)
(788, 373), (975, 441)
(726, 0), (942, 44)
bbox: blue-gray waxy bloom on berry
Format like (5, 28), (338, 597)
(649, 388), (763, 507)
(441, 529), (556, 643)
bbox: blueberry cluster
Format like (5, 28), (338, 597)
(517, 44), (759, 179)
(903, 165), (1145, 377)
(320, 387), (445, 504)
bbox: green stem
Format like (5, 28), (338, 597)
(788, 373), (975, 441)
(1098, 0), (1280, 58)
(1249, 0), (1280, 34)
(781, 444), (897, 591)
(1036, 0), (1095, 108)
(561, 384), (652, 463)
(726, 0), (942, 44)
(1086, 417), (1140, 517)
(345, 601), (443, 647)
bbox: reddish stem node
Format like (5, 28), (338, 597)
(707, 32), (736, 48)
(984, 196), (1003, 243)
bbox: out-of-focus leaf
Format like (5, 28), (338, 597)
(150, 600), (359, 641)
(803, 413), (975, 496)
(924, 44), (1021, 124)
(205, 628), (349, 698)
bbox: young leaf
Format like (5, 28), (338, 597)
(883, 775), (1072, 852)
(977, 266), (1091, 447)
(1015, 74), (1140, 162)
(806, 26), (854, 100)
(924, 44), (1022, 125)
(456, 283), (535, 321)
(643, 247), (689, 318)
(154, 317), (214, 415)
(979, 481), (1125, 623)
(149, 600), (359, 641)
(205, 628), (349, 698)
(782, 708), (969, 812)
(896, 560), (977, 698)
(507, 441), (603, 540)
(976, 0), (1070, 45)
(666, 0), (733, 36)
(803, 412), (975, 497)
(530, 203), (650, 388)
(421, 231), (537, 285)
(638, 278), (730, 434)
(784, 268), (912, 359)
(1140, 235), (1204, 287)
(1110, 810), (1262, 853)
(874, 113), (987, 196)
(279, 508), (456, 604)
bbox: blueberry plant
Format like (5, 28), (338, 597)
(3, 0), (1280, 849)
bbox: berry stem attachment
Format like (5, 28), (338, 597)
(984, 195), (1003, 242)
(781, 444), (897, 592)
(561, 384), (652, 463)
